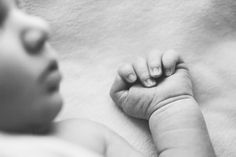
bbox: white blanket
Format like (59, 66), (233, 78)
(20, 0), (236, 157)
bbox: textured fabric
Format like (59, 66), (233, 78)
(20, 0), (236, 157)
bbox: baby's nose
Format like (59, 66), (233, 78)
(22, 27), (49, 54)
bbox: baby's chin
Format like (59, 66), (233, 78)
(24, 92), (64, 134)
(49, 91), (64, 115)
(42, 92), (64, 123)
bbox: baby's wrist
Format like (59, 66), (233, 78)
(148, 97), (215, 157)
(149, 96), (202, 129)
(149, 95), (195, 120)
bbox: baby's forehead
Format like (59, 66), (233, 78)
(0, 0), (20, 25)
(0, 0), (9, 7)
(0, 0), (18, 9)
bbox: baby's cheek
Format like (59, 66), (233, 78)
(0, 64), (50, 128)
(0, 68), (28, 105)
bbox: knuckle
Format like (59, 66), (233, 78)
(165, 49), (180, 60)
(134, 56), (145, 65)
(148, 60), (160, 67)
(118, 63), (131, 74)
(148, 49), (162, 57)
(140, 73), (149, 80)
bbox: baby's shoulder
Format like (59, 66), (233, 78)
(53, 119), (108, 154)
(54, 119), (111, 137)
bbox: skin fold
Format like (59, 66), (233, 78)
(21, 0), (236, 156)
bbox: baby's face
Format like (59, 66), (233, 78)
(0, 0), (63, 132)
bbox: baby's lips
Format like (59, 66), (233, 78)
(44, 70), (62, 92)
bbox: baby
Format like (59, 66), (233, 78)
(0, 0), (216, 156)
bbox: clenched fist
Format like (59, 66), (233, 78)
(110, 50), (193, 119)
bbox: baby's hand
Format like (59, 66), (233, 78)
(110, 50), (193, 119)
(111, 50), (216, 157)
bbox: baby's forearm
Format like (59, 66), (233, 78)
(149, 98), (216, 157)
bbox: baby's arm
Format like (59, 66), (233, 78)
(110, 50), (216, 157)
(149, 97), (214, 157)
(53, 119), (146, 157)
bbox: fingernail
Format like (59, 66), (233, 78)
(144, 78), (156, 87)
(128, 74), (136, 82)
(165, 69), (172, 76)
(151, 67), (161, 76)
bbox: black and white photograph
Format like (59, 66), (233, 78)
(0, 0), (235, 156)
